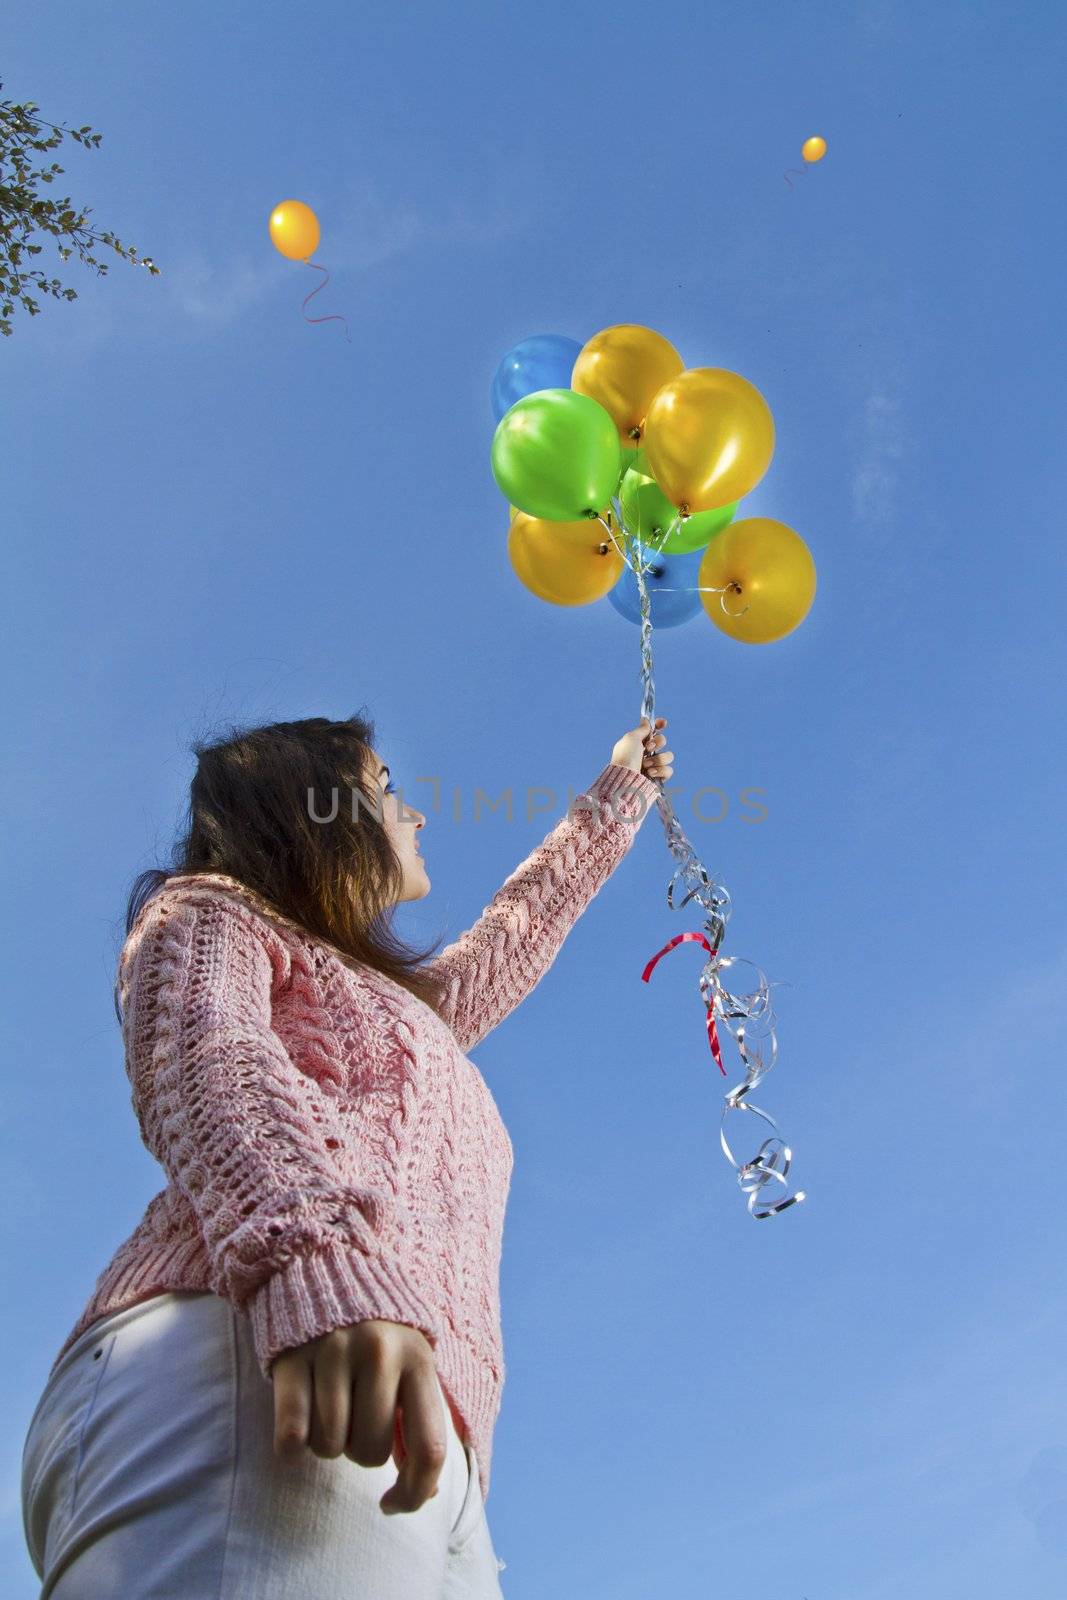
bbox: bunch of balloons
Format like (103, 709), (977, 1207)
(489, 325), (810, 1219)
(490, 324), (816, 645)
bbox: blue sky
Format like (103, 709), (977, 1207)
(4, 2), (1066, 1594)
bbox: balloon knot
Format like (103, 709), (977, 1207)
(628, 426), (642, 441)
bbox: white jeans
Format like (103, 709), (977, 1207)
(21, 1291), (506, 1598)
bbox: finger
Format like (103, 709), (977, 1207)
(272, 1354), (313, 1464)
(380, 1365), (447, 1514)
(345, 1349), (398, 1468)
(308, 1344), (352, 1459)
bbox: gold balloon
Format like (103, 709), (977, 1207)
(642, 367), (775, 513)
(268, 199), (320, 261)
(571, 324), (683, 445)
(508, 511), (622, 605)
(697, 517), (816, 643)
(802, 136), (827, 163)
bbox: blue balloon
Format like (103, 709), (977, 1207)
(606, 548), (704, 629)
(491, 335), (584, 424)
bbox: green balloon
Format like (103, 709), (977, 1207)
(491, 389), (621, 522)
(618, 469), (738, 553)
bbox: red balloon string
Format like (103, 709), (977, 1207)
(641, 930), (727, 1076)
(301, 260), (352, 343)
(783, 167), (805, 190)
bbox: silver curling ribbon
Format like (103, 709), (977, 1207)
(597, 501), (806, 1220)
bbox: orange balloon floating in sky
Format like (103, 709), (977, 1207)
(801, 136), (827, 163)
(269, 200), (320, 261)
(267, 198), (352, 343)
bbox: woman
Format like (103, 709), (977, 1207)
(21, 710), (672, 1599)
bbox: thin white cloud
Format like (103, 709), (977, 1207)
(855, 0), (901, 42)
(153, 178), (524, 331)
(851, 388), (910, 536)
(162, 252), (278, 325)
(327, 177), (524, 273)
(157, 177), (530, 329)
(13, 177), (530, 351)
(716, 1281), (1066, 1587)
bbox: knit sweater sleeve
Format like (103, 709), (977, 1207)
(120, 890), (442, 1378)
(423, 761), (660, 1055)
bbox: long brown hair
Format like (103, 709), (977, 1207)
(115, 712), (448, 1023)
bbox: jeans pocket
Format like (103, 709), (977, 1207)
(447, 1443), (485, 1555)
(67, 1328), (118, 1518)
(22, 1329), (116, 1576)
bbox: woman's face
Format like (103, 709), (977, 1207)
(368, 753), (429, 903)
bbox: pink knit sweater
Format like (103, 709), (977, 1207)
(50, 761), (659, 1502)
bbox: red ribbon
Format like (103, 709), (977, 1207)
(641, 931), (727, 1076)
(301, 261), (352, 343)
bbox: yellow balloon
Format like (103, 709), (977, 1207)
(697, 517), (816, 643)
(269, 200), (320, 261)
(508, 510), (622, 605)
(643, 368), (775, 514)
(571, 324), (684, 445)
(802, 136), (827, 163)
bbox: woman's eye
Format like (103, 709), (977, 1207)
(385, 781), (396, 795)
